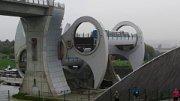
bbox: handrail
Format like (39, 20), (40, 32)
(107, 31), (138, 41)
(2, 0), (65, 9)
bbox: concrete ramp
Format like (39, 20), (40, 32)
(95, 47), (180, 101)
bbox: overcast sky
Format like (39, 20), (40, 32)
(0, 0), (180, 41)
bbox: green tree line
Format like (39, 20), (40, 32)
(144, 43), (160, 61)
(0, 39), (159, 61)
(0, 39), (15, 59)
(0, 39), (160, 69)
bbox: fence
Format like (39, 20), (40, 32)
(36, 89), (103, 101)
(39, 88), (173, 101)
(64, 89), (95, 101)
(96, 88), (174, 101)
(119, 88), (172, 101)
(2, 0), (65, 8)
(0, 90), (10, 101)
(106, 31), (138, 41)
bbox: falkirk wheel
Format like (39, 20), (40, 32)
(15, 11), (144, 97)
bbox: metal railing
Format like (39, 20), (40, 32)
(95, 87), (176, 101)
(2, 0), (65, 8)
(106, 31), (138, 41)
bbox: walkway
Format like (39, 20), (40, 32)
(0, 0), (64, 17)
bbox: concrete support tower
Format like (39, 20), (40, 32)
(15, 6), (70, 97)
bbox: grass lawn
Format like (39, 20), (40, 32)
(112, 60), (131, 68)
(0, 59), (16, 69)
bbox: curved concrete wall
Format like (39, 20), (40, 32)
(15, 21), (26, 78)
(44, 8), (71, 96)
(95, 47), (180, 101)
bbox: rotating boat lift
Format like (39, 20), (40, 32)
(15, 15), (144, 96)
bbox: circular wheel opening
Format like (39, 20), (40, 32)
(113, 26), (138, 51)
(74, 22), (99, 55)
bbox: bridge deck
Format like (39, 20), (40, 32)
(0, 0), (64, 17)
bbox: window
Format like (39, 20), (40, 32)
(33, 79), (36, 86)
(31, 38), (37, 61)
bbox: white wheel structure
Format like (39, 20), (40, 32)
(109, 21), (144, 70)
(15, 21), (26, 78)
(61, 16), (109, 88)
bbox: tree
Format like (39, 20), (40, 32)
(144, 44), (160, 61)
(0, 40), (15, 59)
